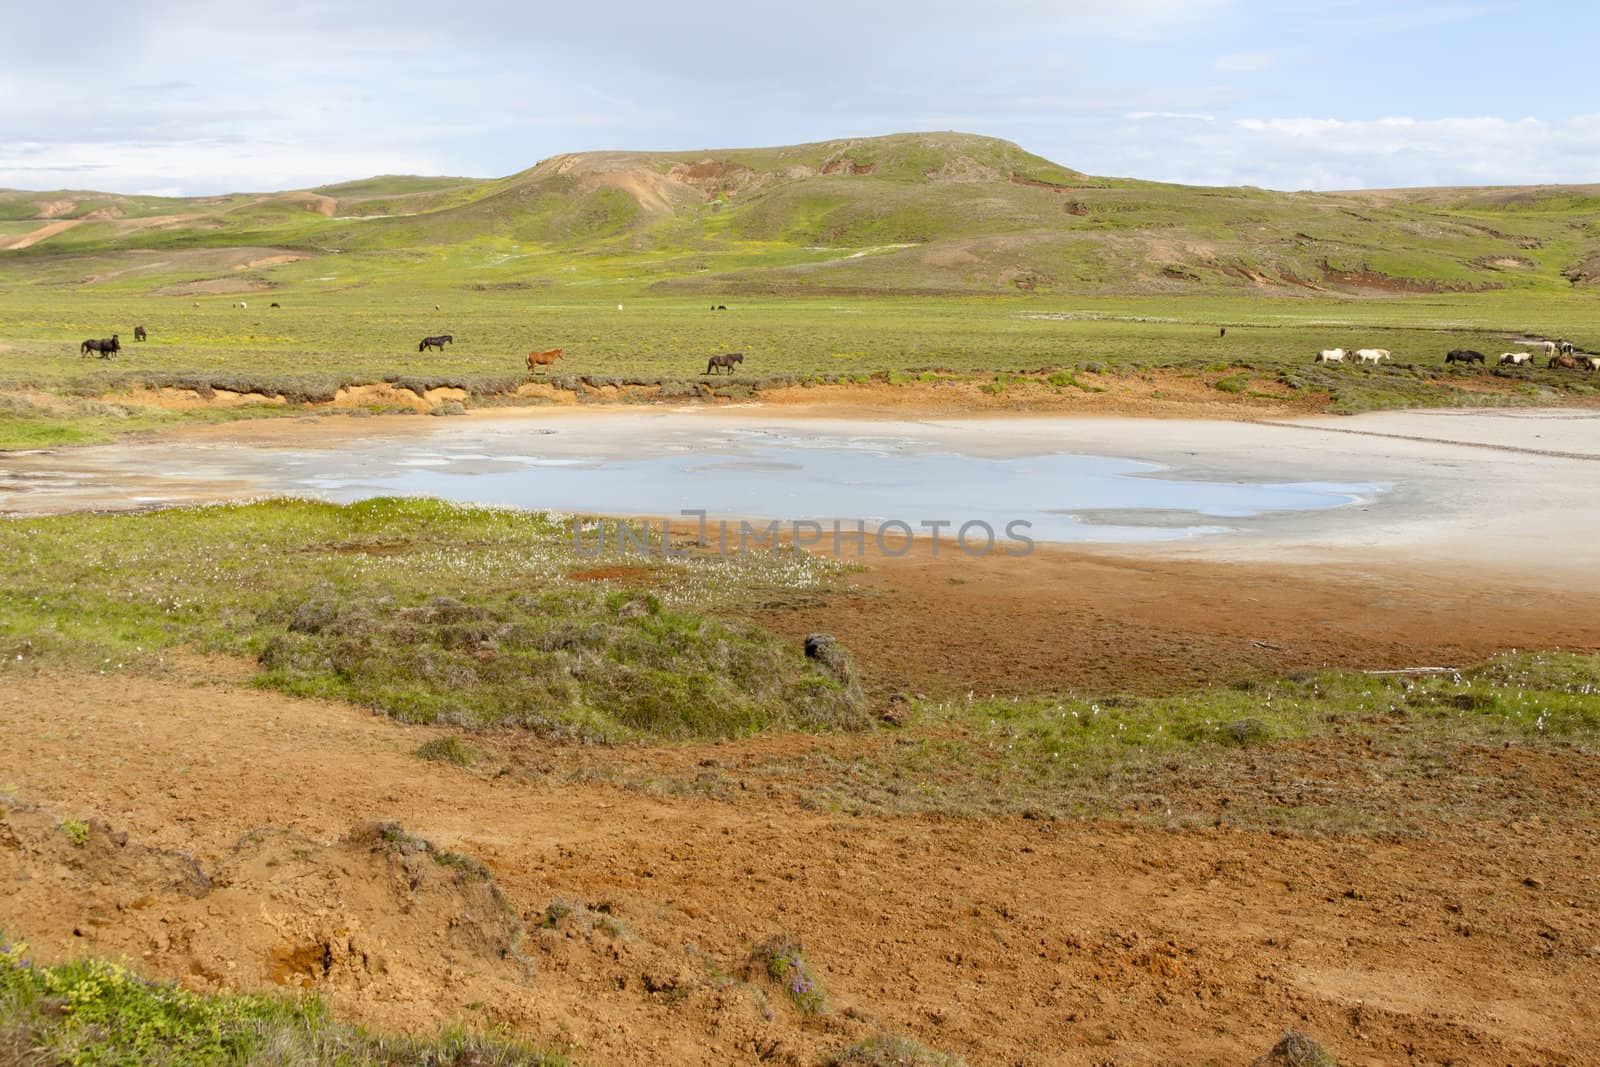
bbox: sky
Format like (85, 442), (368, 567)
(3, 0), (1597, 196)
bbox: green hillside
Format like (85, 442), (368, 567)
(3, 131), (1597, 299)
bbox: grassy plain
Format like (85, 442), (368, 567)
(3, 131), (1600, 447)
(3, 289), (1600, 448)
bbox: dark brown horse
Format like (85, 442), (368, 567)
(705, 352), (744, 375)
(80, 334), (119, 358)
(1444, 349), (1484, 365)
(419, 334), (453, 352)
(133, 325), (147, 342)
(526, 347), (564, 374)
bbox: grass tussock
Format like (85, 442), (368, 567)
(0, 497), (861, 741)
(0, 940), (566, 1066)
(652, 651), (1600, 830)
(259, 587), (865, 739)
(830, 1035), (967, 1067)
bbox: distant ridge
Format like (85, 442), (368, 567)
(3, 131), (1597, 295)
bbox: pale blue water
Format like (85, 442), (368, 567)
(281, 428), (1383, 543)
(1, 422), (1385, 542)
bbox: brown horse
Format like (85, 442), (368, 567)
(133, 325), (147, 342)
(527, 347), (564, 374)
(705, 352), (744, 375)
(80, 334), (119, 358)
(1549, 353), (1583, 370)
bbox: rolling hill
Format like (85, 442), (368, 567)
(2, 132), (1598, 298)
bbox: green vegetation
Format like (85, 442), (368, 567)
(755, 934), (826, 1016)
(0, 497), (859, 741)
(416, 735), (486, 768)
(0, 939), (565, 1066)
(830, 1035), (967, 1067)
(57, 818), (90, 847)
(2, 132), (1600, 446)
(608, 651), (1600, 832)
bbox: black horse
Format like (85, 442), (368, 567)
(418, 334), (453, 353)
(705, 352), (744, 375)
(80, 334), (120, 358)
(1445, 349), (1485, 365)
(133, 325), (147, 342)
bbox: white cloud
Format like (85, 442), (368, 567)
(1213, 51), (1276, 73)
(0, 141), (442, 196)
(1126, 112), (1217, 122)
(1068, 112), (1600, 189)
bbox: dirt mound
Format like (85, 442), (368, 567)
(151, 276), (272, 296)
(0, 802), (528, 1017)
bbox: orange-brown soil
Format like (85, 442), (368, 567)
(748, 544), (1600, 697)
(3, 540), (1599, 1064)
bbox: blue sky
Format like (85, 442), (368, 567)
(2, 0), (1596, 195)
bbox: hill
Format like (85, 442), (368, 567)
(1, 131), (1597, 297)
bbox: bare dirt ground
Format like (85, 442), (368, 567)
(2, 665), (1597, 1067)
(0, 219), (83, 251)
(748, 545), (1600, 697)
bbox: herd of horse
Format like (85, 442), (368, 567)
(70, 315), (1592, 378)
(1316, 339), (1593, 370)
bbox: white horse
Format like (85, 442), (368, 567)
(1316, 348), (1348, 363)
(1354, 348), (1390, 364)
(1498, 352), (1532, 366)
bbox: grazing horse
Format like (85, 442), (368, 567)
(1549, 353), (1583, 370)
(1315, 348), (1347, 363)
(1586, 357), (1600, 371)
(1354, 348), (1390, 364)
(80, 334), (119, 358)
(270, 302), (281, 308)
(1541, 340), (1558, 359)
(1559, 341), (1576, 357)
(1498, 351), (1533, 366)
(133, 325), (147, 342)
(706, 352), (745, 375)
(526, 347), (564, 374)
(418, 334), (453, 353)
(1444, 349), (1485, 365)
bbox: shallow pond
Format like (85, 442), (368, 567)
(0, 418), (1385, 544)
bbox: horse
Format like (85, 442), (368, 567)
(1549, 353), (1583, 370)
(1219, 326), (1226, 337)
(1444, 349), (1485, 365)
(1587, 357), (1600, 372)
(1541, 340), (1558, 359)
(133, 325), (147, 342)
(80, 334), (119, 358)
(1559, 341), (1576, 357)
(527, 347), (564, 374)
(270, 302), (281, 308)
(1315, 348), (1347, 363)
(418, 334), (453, 353)
(1353, 348), (1390, 364)
(706, 352), (745, 375)
(1498, 352), (1532, 366)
